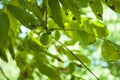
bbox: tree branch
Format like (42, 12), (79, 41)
(51, 36), (100, 80)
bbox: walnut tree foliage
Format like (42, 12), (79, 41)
(0, 0), (120, 80)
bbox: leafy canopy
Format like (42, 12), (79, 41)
(0, 0), (120, 80)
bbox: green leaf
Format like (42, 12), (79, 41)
(65, 50), (91, 64)
(59, 0), (68, 10)
(65, 29), (95, 47)
(82, 18), (94, 35)
(0, 48), (8, 62)
(82, 18), (96, 44)
(71, 31), (95, 47)
(76, 54), (91, 64)
(64, 21), (82, 45)
(78, 31), (90, 47)
(7, 4), (38, 29)
(6, 7), (20, 38)
(66, 21), (82, 31)
(82, 18), (108, 38)
(26, 2), (42, 20)
(55, 31), (61, 41)
(68, 62), (75, 73)
(92, 22), (109, 38)
(17, 0), (27, 8)
(78, 0), (89, 8)
(64, 49), (75, 60)
(105, 0), (120, 13)
(89, 0), (103, 19)
(8, 43), (15, 59)
(48, 0), (64, 28)
(88, 35), (96, 44)
(113, 1), (120, 13)
(101, 40), (120, 61)
(40, 33), (50, 45)
(35, 53), (61, 80)
(15, 53), (28, 70)
(0, 11), (10, 48)
(64, 0), (80, 22)
(27, 36), (44, 52)
(18, 0), (43, 20)
(27, 36), (48, 64)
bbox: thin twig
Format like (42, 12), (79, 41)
(0, 66), (9, 80)
(51, 36), (100, 80)
(49, 28), (80, 31)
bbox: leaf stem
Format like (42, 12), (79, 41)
(49, 28), (104, 40)
(0, 66), (9, 80)
(51, 36), (100, 80)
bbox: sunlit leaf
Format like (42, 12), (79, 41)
(82, 18), (94, 35)
(88, 35), (96, 44)
(47, 18), (60, 29)
(0, 0), (119, 79)
(66, 21), (82, 30)
(65, 29), (96, 47)
(27, 36), (44, 52)
(102, 40), (120, 61)
(48, 0), (64, 28)
(64, 21), (82, 45)
(82, 19), (96, 44)
(82, 18), (108, 38)
(5, 7), (20, 41)
(0, 11), (10, 48)
(92, 22), (109, 38)
(65, 0), (80, 22)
